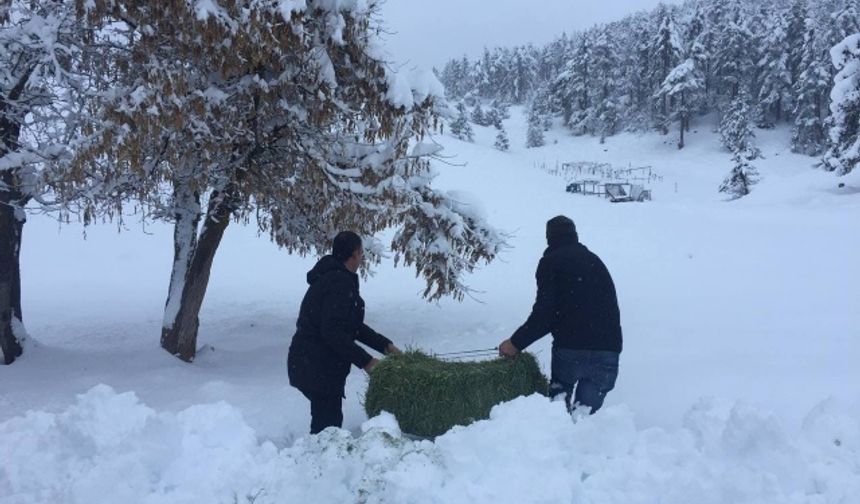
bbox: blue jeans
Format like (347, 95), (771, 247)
(550, 349), (619, 414)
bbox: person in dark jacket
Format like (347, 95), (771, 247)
(288, 231), (400, 434)
(498, 215), (622, 414)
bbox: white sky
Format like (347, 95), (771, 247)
(377, 0), (683, 70)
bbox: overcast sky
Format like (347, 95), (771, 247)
(377, 0), (682, 70)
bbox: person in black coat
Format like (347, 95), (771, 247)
(288, 231), (400, 434)
(498, 215), (622, 414)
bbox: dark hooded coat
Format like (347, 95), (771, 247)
(510, 227), (623, 353)
(288, 255), (391, 397)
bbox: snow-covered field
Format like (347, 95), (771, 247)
(2, 108), (859, 503)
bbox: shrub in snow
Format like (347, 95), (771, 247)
(494, 124), (510, 151)
(719, 154), (760, 199)
(364, 351), (547, 437)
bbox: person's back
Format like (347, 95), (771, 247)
(500, 215), (622, 414)
(539, 240), (622, 353)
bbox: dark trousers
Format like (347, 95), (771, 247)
(550, 348), (619, 414)
(300, 390), (343, 434)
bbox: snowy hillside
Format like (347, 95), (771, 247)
(2, 109), (859, 503)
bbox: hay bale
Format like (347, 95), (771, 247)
(364, 351), (548, 437)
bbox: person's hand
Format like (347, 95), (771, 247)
(364, 357), (380, 373)
(498, 339), (519, 358)
(385, 343), (402, 355)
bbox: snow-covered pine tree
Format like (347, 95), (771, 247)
(754, 9), (792, 127)
(785, 0), (809, 91)
(526, 104), (546, 148)
(791, 18), (832, 155)
(0, 1), (103, 364)
(491, 99), (511, 121)
(829, 2), (859, 50)
(471, 103), (487, 126)
(531, 86), (554, 131)
(712, 4), (755, 103)
(823, 33), (860, 175)
(512, 46), (536, 104)
(684, 5), (713, 113)
(494, 124), (510, 151)
(475, 48), (495, 99)
(659, 59), (704, 149)
(449, 103), (464, 138)
(74, 1), (502, 362)
(451, 103), (475, 141)
(566, 31), (593, 134)
(617, 13), (654, 130)
(650, 5), (684, 134)
(720, 93), (760, 159)
(719, 152), (760, 199)
(433, 0), (851, 150)
(590, 27), (620, 142)
(485, 99), (508, 128)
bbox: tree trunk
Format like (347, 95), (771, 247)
(1, 65), (35, 364)
(0, 172), (26, 365)
(160, 184), (235, 362)
(677, 94), (686, 150)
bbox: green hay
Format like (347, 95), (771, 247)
(364, 351), (548, 437)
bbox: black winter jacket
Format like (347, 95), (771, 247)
(288, 255), (391, 397)
(511, 236), (622, 353)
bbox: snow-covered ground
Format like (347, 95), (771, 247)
(2, 108), (859, 503)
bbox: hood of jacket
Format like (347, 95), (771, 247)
(306, 255), (351, 285)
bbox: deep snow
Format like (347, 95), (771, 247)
(1, 108), (858, 503)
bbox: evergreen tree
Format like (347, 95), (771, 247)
(451, 103), (474, 142)
(486, 99), (509, 128)
(791, 19), (832, 155)
(494, 124), (510, 151)
(475, 48), (495, 98)
(434, 0), (857, 159)
(719, 153), (760, 199)
(755, 11), (793, 127)
(823, 33), (860, 175)
(829, 2), (860, 49)
(590, 27), (620, 141)
(659, 58), (704, 149)
(785, 0), (809, 89)
(531, 86), (554, 131)
(720, 93), (760, 159)
(526, 105), (546, 148)
(471, 103), (487, 126)
(713, 6), (755, 102)
(619, 13), (654, 130)
(650, 5), (684, 134)
(567, 32), (593, 134)
(492, 99), (511, 120)
(511, 46), (536, 104)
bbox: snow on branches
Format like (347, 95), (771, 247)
(64, 0), (503, 360)
(823, 33), (860, 175)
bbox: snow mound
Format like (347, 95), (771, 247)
(2, 386), (859, 504)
